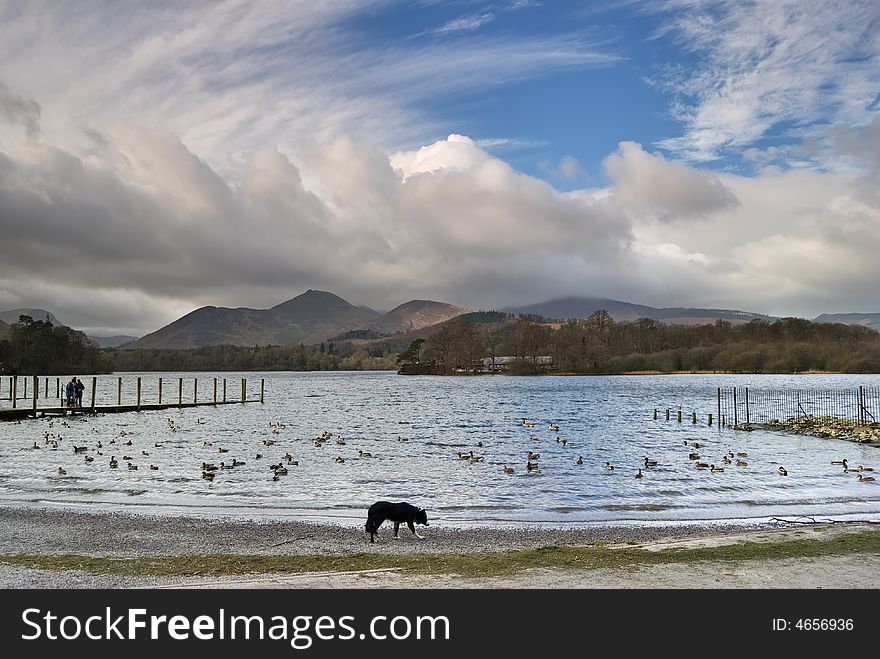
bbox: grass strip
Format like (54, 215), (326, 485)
(2, 530), (879, 579)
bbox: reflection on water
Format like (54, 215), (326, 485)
(1, 371), (879, 526)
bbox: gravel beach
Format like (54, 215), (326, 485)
(1, 505), (877, 588)
(0, 505), (757, 558)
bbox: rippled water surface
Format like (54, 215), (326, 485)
(1, 371), (879, 526)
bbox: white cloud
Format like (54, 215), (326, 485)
(602, 140), (739, 217)
(433, 12), (495, 34)
(649, 0), (880, 162)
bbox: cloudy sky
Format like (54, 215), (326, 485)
(0, 0), (878, 336)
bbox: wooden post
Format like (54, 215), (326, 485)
(136, 377), (142, 411)
(717, 387), (721, 430)
(44, 377), (48, 398)
(691, 411), (697, 424)
(708, 413), (713, 426)
(23, 376), (27, 399)
(745, 387), (750, 424)
(222, 378), (227, 403)
(733, 387), (738, 426)
(213, 378), (217, 406)
(178, 378), (183, 408)
(90, 377), (97, 413)
(859, 386), (865, 425)
(193, 378), (198, 404)
(241, 378), (246, 403)
(665, 408), (670, 421)
(653, 408), (657, 420)
(260, 378), (264, 404)
(56, 377), (60, 400)
(11, 376), (16, 409)
(677, 407), (682, 423)
(117, 377), (122, 405)
(158, 378), (163, 405)
(32, 375), (38, 417)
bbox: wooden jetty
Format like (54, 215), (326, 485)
(0, 375), (264, 421)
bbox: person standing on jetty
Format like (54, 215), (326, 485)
(65, 378), (76, 408)
(74, 378), (84, 407)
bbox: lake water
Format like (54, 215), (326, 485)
(1, 371), (879, 527)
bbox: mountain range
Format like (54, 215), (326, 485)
(128, 291), (468, 350)
(4, 295), (880, 351)
(503, 297), (774, 325)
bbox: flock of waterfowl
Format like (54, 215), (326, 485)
(19, 410), (879, 488)
(484, 417), (878, 483)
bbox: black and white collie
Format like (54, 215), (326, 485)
(365, 501), (429, 543)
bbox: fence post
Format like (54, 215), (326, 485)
(745, 387), (750, 424)
(733, 387), (738, 426)
(193, 378), (198, 404)
(213, 378), (217, 406)
(708, 413), (713, 426)
(32, 375), (38, 417)
(859, 386), (864, 425)
(56, 377), (59, 400)
(11, 376), (16, 409)
(23, 377), (27, 400)
(136, 377), (142, 411)
(241, 378), (246, 403)
(223, 378), (227, 403)
(260, 378), (264, 404)
(717, 387), (721, 429)
(117, 377), (122, 405)
(178, 378), (183, 408)
(90, 377), (97, 413)
(158, 378), (163, 405)
(44, 377), (48, 398)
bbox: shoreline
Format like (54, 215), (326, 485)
(2, 505), (880, 588)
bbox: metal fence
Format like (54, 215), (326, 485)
(717, 386), (880, 426)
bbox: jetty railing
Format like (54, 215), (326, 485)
(716, 386), (880, 426)
(0, 374), (265, 420)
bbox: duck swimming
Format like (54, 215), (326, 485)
(549, 424), (560, 432)
(605, 462), (615, 470)
(335, 456), (345, 464)
(779, 467), (788, 476)
(576, 456), (584, 465)
(635, 468), (644, 479)
(526, 461), (540, 472)
(858, 475), (876, 482)
(503, 466), (514, 474)
(358, 451), (372, 458)
(737, 452), (748, 458)
(710, 464), (724, 473)
(527, 452), (541, 460)
(736, 459), (748, 466)
(57, 467), (66, 475)
(644, 457), (658, 467)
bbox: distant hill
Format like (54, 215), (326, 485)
(503, 297), (774, 325)
(89, 335), (140, 348)
(127, 290), (381, 349)
(0, 319), (9, 340)
(0, 308), (64, 326)
(813, 312), (880, 332)
(367, 300), (471, 335)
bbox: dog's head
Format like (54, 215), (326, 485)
(415, 507), (429, 526)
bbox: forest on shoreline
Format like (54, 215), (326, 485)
(2, 312), (880, 376)
(396, 312), (880, 375)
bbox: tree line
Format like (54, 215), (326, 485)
(397, 313), (880, 375)
(4, 312), (880, 375)
(0, 316), (106, 374)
